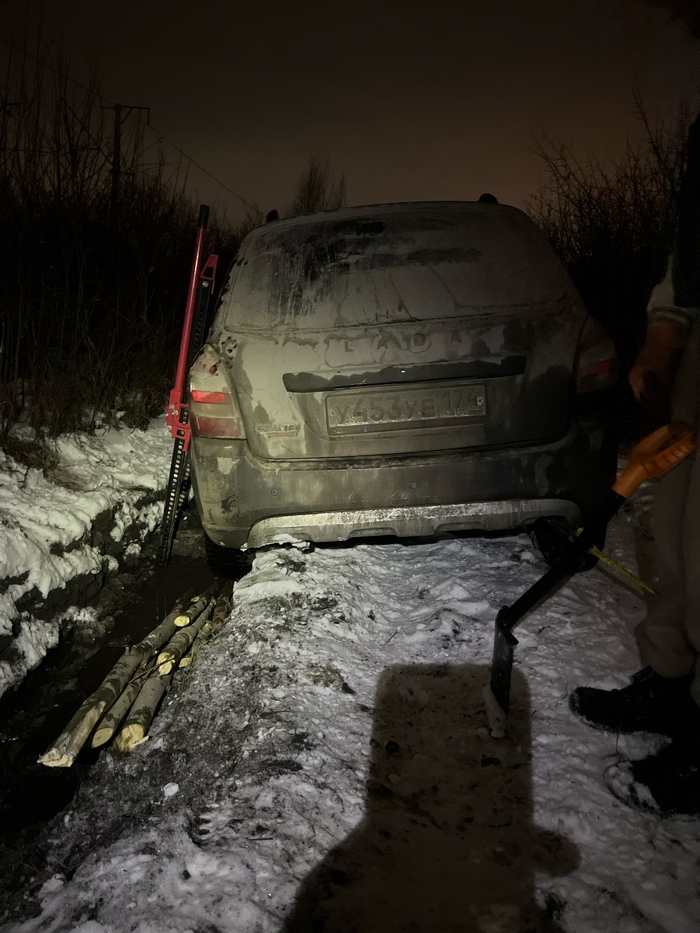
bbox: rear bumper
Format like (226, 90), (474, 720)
(190, 415), (617, 549)
(244, 499), (580, 547)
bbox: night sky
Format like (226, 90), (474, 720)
(2, 0), (699, 222)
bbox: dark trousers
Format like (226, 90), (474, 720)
(635, 316), (700, 696)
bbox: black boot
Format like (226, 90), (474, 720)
(604, 739), (700, 817)
(569, 667), (700, 737)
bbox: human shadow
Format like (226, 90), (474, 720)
(283, 664), (578, 932)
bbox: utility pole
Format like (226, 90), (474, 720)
(102, 103), (150, 227)
(111, 102), (122, 225)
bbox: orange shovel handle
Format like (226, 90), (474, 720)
(612, 421), (697, 498)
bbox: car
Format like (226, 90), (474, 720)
(188, 198), (618, 573)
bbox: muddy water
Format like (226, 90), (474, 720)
(0, 508), (218, 835)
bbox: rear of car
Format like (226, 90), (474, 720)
(189, 201), (617, 551)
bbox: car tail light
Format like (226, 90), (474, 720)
(575, 318), (618, 393)
(189, 345), (245, 439)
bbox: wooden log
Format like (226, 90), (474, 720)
(174, 582), (221, 627)
(157, 604), (213, 674)
(209, 579), (233, 635)
(90, 675), (143, 748)
(179, 620), (213, 668)
(112, 583), (226, 752)
(139, 588), (197, 647)
(112, 671), (173, 753)
(38, 645), (153, 767)
(180, 582), (233, 668)
(39, 591), (195, 768)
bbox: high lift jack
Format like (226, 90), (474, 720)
(157, 205), (218, 567)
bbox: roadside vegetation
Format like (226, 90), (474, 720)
(0, 41), (232, 459)
(0, 38), (347, 466)
(285, 156), (346, 217)
(527, 98), (689, 371)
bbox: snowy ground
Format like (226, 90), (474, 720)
(0, 422), (173, 700)
(1, 419), (699, 932)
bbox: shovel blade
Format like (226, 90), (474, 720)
(489, 608), (518, 716)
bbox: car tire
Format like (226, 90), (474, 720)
(203, 533), (252, 580)
(528, 516), (603, 572)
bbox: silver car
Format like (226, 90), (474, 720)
(188, 200), (617, 570)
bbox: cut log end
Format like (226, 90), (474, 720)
(38, 702), (107, 769)
(156, 652), (175, 675)
(113, 723), (147, 753)
(92, 726), (114, 748)
(37, 750), (75, 768)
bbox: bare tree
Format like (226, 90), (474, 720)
(286, 156), (346, 218)
(0, 36), (238, 450)
(526, 97), (690, 369)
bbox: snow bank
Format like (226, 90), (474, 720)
(0, 420), (172, 699)
(3, 509), (699, 933)
(2, 426), (699, 933)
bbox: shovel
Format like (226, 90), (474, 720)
(488, 421), (697, 720)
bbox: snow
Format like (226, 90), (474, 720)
(0, 422), (172, 699)
(1, 420), (700, 932)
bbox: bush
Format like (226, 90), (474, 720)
(0, 39), (238, 448)
(285, 157), (346, 217)
(526, 99), (688, 371)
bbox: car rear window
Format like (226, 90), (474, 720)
(221, 206), (571, 332)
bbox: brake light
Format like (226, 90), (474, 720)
(575, 318), (618, 393)
(189, 345), (245, 439)
(191, 390), (227, 404)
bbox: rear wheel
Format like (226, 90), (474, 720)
(528, 516), (603, 572)
(203, 534), (252, 580)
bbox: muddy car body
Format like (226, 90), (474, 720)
(188, 200), (617, 557)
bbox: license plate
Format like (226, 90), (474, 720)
(326, 383), (486, 434)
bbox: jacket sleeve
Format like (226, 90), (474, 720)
(647, 256), (699, 329)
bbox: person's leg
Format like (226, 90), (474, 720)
(683, 450), (700, 706)
(637, 313), (700, 674)
(569, 318), (700, 737)
(569, 446), (699, 736)
(635, 455), (695, 679)
(674, 316), (700, 685)
(599, 451), (700, 816)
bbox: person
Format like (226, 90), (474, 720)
(569, 118), (700, 816)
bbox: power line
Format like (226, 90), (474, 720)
(143, 121), (257, 212)
(0, 33), (256, 212)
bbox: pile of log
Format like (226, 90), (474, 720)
(39, 580), (232, 768)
